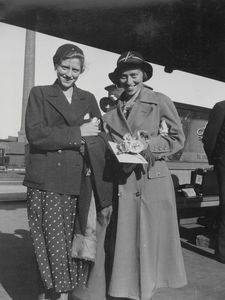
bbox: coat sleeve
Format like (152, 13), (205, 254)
(202, 102), (225, 163)
(89, 93), (102, 119)
(148, 93), (185, 158)
(25, 86), (82, 150)
(84, 134), (114, 211)
(89, 92), (103, 130)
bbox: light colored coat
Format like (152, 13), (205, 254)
(103, 85), (185, 179)
(103, 85), (187, 300)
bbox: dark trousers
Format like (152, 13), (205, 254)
(215, 154), (225, 261)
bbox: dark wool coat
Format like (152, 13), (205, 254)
(203, 100), (225, 165)
(78, 133), (114, 233)
(23, 81), (101, 195)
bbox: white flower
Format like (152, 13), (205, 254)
(159, 119), (169, 136)
(83, 113), (90, 120)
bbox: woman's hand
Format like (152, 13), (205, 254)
(141, 145), (155, 172)
(80, 121), (100, 136)
(97, 205), (113, 226)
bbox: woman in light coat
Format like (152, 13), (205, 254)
(103, 51), (187, 300)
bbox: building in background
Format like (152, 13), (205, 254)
(0, 137), (25, 169)
(0, 29), (35, 169)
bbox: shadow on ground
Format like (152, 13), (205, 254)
(0, 229), (40, 300)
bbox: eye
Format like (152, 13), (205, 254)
(131, 73), (139, 78)
(60, 65), (68, 70)
(120, 76), (127, 80)
(72, 68), (80, 73)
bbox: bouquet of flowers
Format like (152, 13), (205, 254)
(116, 131), (149, 155)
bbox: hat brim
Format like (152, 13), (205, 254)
(109, 61), (153, 85)
(99, 97), (116, 113)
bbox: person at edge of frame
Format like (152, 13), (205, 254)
(23, 43), (113, 300)
(203, 100), (225, 264)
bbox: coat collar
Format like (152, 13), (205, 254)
(103, 104), (132, 138)
(103, 85), (158, 137)
(46, 80), (88, 125)
(48, 80), (87, 100)
(127, 85), (158, 131)
(138, 85), (158, 104)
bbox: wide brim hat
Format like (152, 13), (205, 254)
(99, 84), (124, 113)
(109, 51), (153, 85)
(104, 84), (124, 98)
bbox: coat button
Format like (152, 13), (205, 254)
(58, 150), (62, 153)
(135, 192), (141, 197)
(57, 162), (61, 167)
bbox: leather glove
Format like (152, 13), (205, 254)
(140, 145), (155, 173)
(121, 163), (137, 174)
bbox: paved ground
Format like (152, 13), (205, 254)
(0, 171), (26, 202)
(0, 200), (225, 300)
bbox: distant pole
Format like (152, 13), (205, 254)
(18, 29), (36, 143)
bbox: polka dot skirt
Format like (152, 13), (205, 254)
(27, 188), (90, 293)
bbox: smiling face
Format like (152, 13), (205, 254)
(55, 57), (82, 90)
(118, 67), (144, 97)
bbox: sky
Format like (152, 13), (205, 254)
(1, 22), (225, 139)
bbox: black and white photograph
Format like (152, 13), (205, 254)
(0, 1), (225, 299)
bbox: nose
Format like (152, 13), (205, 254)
(66, 68), (73, 78)
(127, 76), (133, 86)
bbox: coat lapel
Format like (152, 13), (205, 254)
(46, 81), (88, 126)
(103, 104), (132, 138)
(103, 86), (159, 138)
(127, 86), (158, 132)
(70, 86), (90, 125)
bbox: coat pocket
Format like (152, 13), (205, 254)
(24, 152), (46, 185)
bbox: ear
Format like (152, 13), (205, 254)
(143, 71), (148, 81)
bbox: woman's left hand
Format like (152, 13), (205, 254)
(80, 121), (100, 136)
(141, 145), (155, 172)
(97, 205), (113, 226)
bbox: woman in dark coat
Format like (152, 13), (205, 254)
(103, 51), (187, 300)
(23, 44), (112, 300)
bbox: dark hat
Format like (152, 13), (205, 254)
(100, 85), (124, 112)
(104, 85), (124, 99)
(109, 51), (153, 85)
(99, 97), (115, 113)
(53, 43), (84, 65)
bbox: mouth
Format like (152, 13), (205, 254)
(62, 75), (74, 81)
(127, 86), (136, 92)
